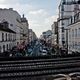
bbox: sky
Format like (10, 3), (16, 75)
(0, 0), (60, 37)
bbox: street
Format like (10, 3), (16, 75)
(4, 40), (52, 57)
(0, 39), (79, 58)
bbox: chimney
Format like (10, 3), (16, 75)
(23, 14), (24, 18)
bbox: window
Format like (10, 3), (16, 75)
(11, 34), (12, 41)
(75, 42), (77, 49)
(61, 12), (64, 18)
(3, 45), (5, 52)
(10, 34), (11, 41)
(75, 29), (77, 37)
(13, 34), (15, 41)
(7, 44), (8, 50)
(10, 34), (12, 41)
(72, 29), (74, 37)
(78, 42), (80, 49)
(61, 5), (64, 11)
(8, 34), (10, 41)
(61, 0), (66, 4)
(71, 16), (72, 24)
(2, 33), (4, 41)
(79, 28), (80, 37)
(62, 33), (65, 41)
(69, 17), (72, 25)
(62, 27), (64, 32)
(69, 29), (71, 38)
(9, 44), (11, 50)
(6, 33), (7, 41)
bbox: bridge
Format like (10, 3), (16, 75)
(0, 55), (80, 80)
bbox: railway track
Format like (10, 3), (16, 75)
(0, 56), (80, 79)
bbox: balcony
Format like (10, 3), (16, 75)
(68, 12), (80, 26)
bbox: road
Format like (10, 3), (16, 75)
(31, 42), (41, 56)
(30, 41), (45, 56)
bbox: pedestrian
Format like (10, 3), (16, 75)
(59, 47), (63, 56)
(51, 46), (56, 54)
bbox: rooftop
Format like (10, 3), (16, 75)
(0, 22), (16, 33)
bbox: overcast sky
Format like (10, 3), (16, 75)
(0, 0), (60, 37)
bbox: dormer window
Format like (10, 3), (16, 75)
(1, 20), (9, 28)
(10, 24), (13, 26)
(3, 21), (9, 28)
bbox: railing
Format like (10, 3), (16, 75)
(0, 55), (80, 79)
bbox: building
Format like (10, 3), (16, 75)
(29, 29), (37, 43)
(58, 0), (80, 47)
(0, 8), (22, 45)
(0, 21), (16, 53)
(68, 12), (80, 53)
(51, 22), (58, 45)
(41, 30), (52, 44)
(21, 14), (29, 45)
(0, 8), (29, 53)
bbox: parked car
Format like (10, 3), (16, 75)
(42, 49), (47, 56)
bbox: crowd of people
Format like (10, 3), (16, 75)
(10, 41), (36, 57)
(0, 41), (35, 57)
(0, 40), (69, 57)
(51, 44), (68, 56)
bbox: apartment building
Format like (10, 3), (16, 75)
(0, 21), (16, 53)
(0, 8), (22, 45)
(21, 14), (29, 45)
(58, 0), (80, 46)
(42, 30), (52, 44)
(51, 22), (58, 45)
(29, 29), (37, 43)
(0, 8), (29, 53)
(68, 12), (80, 53)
